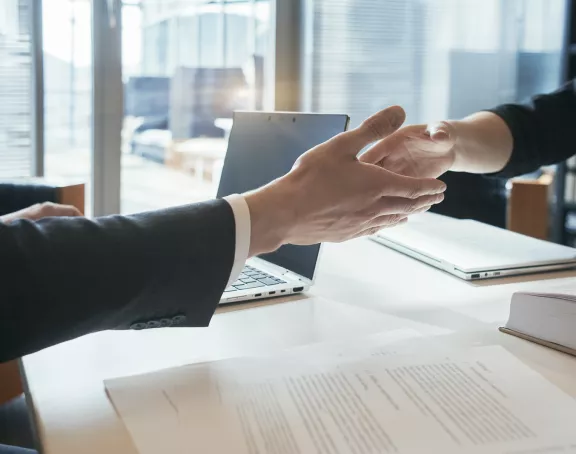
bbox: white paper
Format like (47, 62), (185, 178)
(106, 345), (576, 454)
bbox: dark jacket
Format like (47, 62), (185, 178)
(488, 80), (576, 178)
(0, 199), (235, 362)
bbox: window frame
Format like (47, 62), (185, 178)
(89, 0), (302, 213)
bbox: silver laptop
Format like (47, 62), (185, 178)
(372, 212), (576, 280)
(217, 111), (350, 303)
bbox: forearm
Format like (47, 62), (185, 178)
(0, 200), (235, 362)
(447, 112), (514, 174)
(449, 81), (576, 178)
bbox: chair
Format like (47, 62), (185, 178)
(0, 179), (85, 405)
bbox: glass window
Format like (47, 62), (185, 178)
(0, 0), (33, 178)
(303, 0), (568, 128)
(43, 0), (93, 212)
(121, 0), (272, 214)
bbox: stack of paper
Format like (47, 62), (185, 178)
(106, 339), (576, 454)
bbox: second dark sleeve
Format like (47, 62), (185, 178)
(487, 80), (576, 178)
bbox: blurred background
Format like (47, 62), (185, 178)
(0, 0), (572, 232)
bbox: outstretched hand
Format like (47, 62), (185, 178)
(245, 106), (448, 256)
(359, 121), (457, 178)
(0, 202), (82, 224)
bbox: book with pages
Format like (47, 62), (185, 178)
(501, 282), (576, 356)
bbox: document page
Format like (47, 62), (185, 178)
(106, 346), (576, 454)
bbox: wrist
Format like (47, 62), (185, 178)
(244, 175), (299, 257)
(443, 120), (466, 172)
(446, 112), (513, 174)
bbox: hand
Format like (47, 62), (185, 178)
(0, 202), (82, 224)
(359, 121), (457, 178)
(244, 106), (447, 256)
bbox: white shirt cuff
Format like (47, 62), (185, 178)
(223, 194), (251, 287)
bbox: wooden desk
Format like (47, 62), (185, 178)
(21, 239), (576, 454)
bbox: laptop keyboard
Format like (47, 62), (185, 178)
(224, 265), (287, 293)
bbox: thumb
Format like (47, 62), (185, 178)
(335, 105), (406, 156)
(359, 123), (422, 164)
(426, 121), (453, 144)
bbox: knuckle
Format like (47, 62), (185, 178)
(428, 194), (441, 205)
(404, 202), (418, 213)
(407, 183), (423, 199)
(38, 202), (52, 214)
(362, 116), (394, 140)
(331, 131), (353, 150)
(333, 131), (349, 143)
(367, 227), (380, 236)
(363, 210), (378, 220)
(361, 117), (385, 140)
(362, 108), (404, 139)
(438, 120), (452, 131)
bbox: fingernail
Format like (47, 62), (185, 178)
(387, 106), (405, 129)
(390, 112), (403, 129)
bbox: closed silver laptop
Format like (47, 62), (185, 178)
(372, 212), (576, 280)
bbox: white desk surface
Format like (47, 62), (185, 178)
(21, 238), (576, 454)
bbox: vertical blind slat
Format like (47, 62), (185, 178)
(0, 0), (32, 178)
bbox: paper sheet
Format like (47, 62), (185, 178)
(106, 345), (576, 454)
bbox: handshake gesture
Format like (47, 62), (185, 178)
(0, 106), (451, 259)
(245, 106), (448, 255)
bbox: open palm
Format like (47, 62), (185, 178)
(360, 123), (456, 178)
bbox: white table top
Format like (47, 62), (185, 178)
(22, 238), (576, 454)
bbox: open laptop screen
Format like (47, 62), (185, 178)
(217, 112), (349, 280)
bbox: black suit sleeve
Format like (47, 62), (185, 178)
(0, 183), (57, 216)
(487, 80), (576, 178)
(0, 199), (235, 363)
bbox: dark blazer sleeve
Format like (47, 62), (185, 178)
(0, 183), (58, 216)
(0, 199), (236, 363)
(486, 80), (576, 178)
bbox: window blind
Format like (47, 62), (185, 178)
(304, 0), (567, 128)
(0, 0), (32, 178)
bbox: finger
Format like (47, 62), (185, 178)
(380, 171), (447, 198)
(359, 124), (422, 164)
(353, 217), (408, 239)
(335, 106), (406, 154)
(359, 134), (401, 165)
(368, 205), (432, 227)
(362, 193), (443, 218)
(65, 205), (82, 216)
